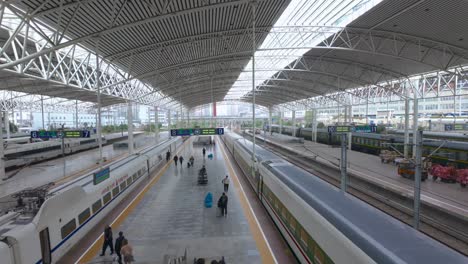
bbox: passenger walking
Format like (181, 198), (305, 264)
(166, 150), (171, 162)
(115, 231), (125, 264)
(202, 147), (206, 157)
(100, 225), (114, 256)
(189, 156), (194, 166)
(121, 239), (134, 264)
(179, 156), (184, 166)
(222, 175), (230, 192)
(173, 155), (178, 166)
(217, 192), (228, 217)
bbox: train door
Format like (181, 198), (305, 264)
(258, 175), (263, 201)
(147, 159), (151, 178)
(39, 228), (52, 264)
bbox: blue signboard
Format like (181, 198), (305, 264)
(31, 130), (91, 139)
(170, 128), (224, 136)
(93, 167), (110, 185)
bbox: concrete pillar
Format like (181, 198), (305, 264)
(127, 101), (134, 154)
(4, 111), (10, 139)
(348, 105), (352, 149)
(75, 100), (79, 128)
(292, 110), (296, 137)
(154, 106), (159, 140)
(268, 108), (272, 135)
(187, 111), (190, 127)
(412, 98), (418, 158)
(404, 98), (410, 159)
(279, 111), (283, 134)
(167, 110), (172, 129)
(312, 109), (318, 142)
(41, 95), (45, 130)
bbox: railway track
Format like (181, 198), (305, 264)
(243, 133), (468, 256)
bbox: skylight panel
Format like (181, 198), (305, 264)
(225, 0), (382, 100)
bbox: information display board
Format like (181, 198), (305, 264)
(93, 167), (110, 185)
(30, 130), (91, 139)
(170, 128), (224, 136)
(328, 125), (377, 133)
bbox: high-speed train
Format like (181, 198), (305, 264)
(221, 131), (466, 263)
(0, 137), (183, 264)
(3, 136), (107, 170)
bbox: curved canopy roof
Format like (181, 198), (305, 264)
(4, 0), (468, 110)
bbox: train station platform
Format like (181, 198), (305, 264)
(0, 132), (166, 207)
(251, 131), (468, 217)
(70, 136), (285, 264)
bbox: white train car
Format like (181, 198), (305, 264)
(0, 137), (182, 264)
(4, 136), (107, 169)
(221, 131), (467, 264)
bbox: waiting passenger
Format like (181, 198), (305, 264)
(173, 155), (178, 166)
(189, 156), (194, 166)
(202, 147), (206, 157)
(217, 193), (228, 218)
(179, 156), (184, 166)
(115, 231), (125, 264)
(121, 239), (134, 264)
(100, 225), (114, 256)
(199, 165), (207, 176)
(222, 175), (230, 192)
(166, 150), (171, 162)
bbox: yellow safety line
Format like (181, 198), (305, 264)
(217, 137), (278, 264)
(76, 139), (189, 263)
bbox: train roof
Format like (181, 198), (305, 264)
(229, 133), (279, 161)
(265, 162), (466, 263)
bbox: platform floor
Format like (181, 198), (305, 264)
(85, 139), (266, 263)
(255, 131), (468, 215)
(0, 132), (167, 200)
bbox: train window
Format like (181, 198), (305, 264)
(307, 237), (317, 260)
(39, 228), (52, 264)
(132, 172), (138, 181)
(300, 229), (308, 249)
(289, 217), (296, 234)
(61, 218), (77, 239)
(92, 200), (102, 214)
(112, 186), (120, 197)
(314, 245), (325, 264)
(126, 177), (132, 186)
(78, 208), (91, 225)
(120, 182), (126, 191)
(103, 192), (111, 204)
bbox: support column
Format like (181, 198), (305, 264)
(95, 44), (103, 163)
(292, 110), (296, 137)
(279, 110), (283, 134)
(413, 130), (423, 229)
(4, 111), (10, 139)
(41, 95), (45, 130)
(187, 110), (190, 127)
(154, 106), (159, 140)
(75, 100), (79, 128)
(312, 109), (318, 142)
(347, 105), (352, 149)
(412, 97), (418, 158)
(404, 98), (410, 159)
(128, 102), (134, 154)
(0, 112), (4, 180)
(251, 1), (257, 174)
(268, 108), (272, 135)
(167, 110), (172, 130)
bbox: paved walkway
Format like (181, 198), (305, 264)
(88, 139), (264, 263)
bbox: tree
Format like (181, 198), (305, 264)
(317, 122), (325, 128)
